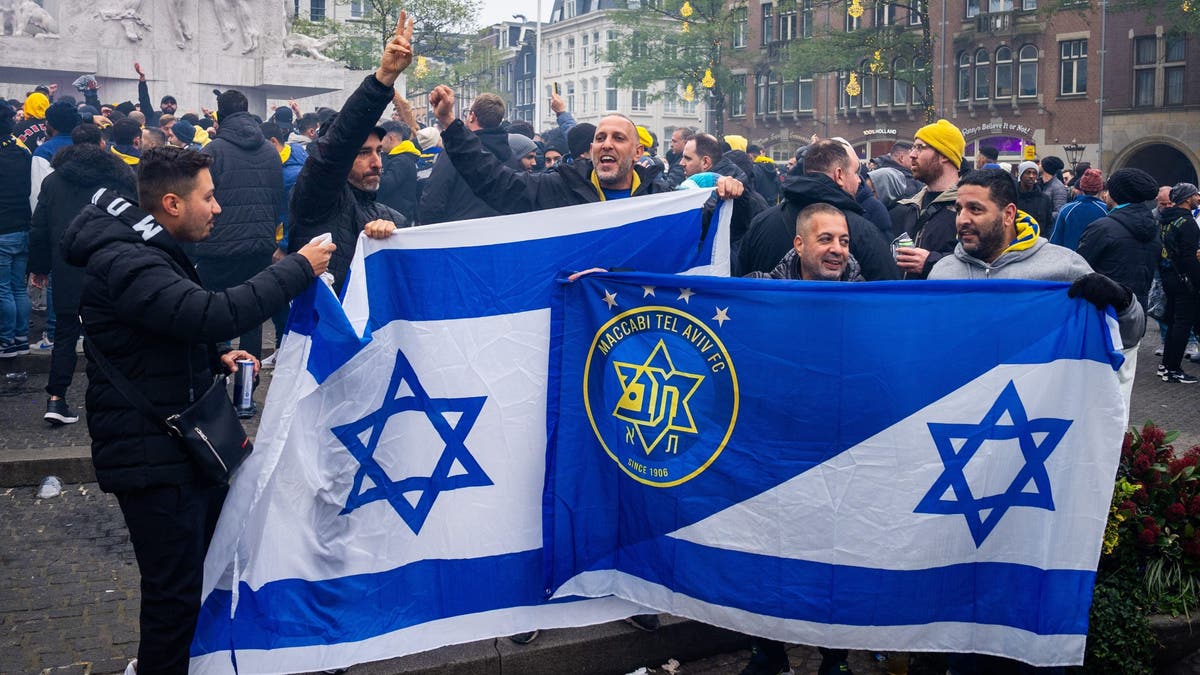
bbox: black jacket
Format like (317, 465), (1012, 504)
(196, 111), (283, 259)
(664, 150), (685, 189)
(30, 144), (136, 314)
(1159, 206), (1200, 290)
(289, 74), (408, 293)
(857, 181), (893, 237)
(437, 118), (673, 213)
(418, 125), (512, 224)
(888, 185), (959, 279)
(710, 156), (769, 253)
(752, 160), (781, 205)
(1017, 189), (1054, 238)
(738, 173), (899, 281)
(378, 146), (419, 223)
(0, 135), (31, 236)
(1077, 202), (1162, 310)
(63, 188), (314, 492)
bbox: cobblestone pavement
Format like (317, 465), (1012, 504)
(1, 326), (1198, 674)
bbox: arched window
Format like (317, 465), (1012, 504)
(957, 52), (971, 101)
(892, 57), (907, 105)
(995, 46), (1013, 98)
(912, 56), (926, 104)
(974, 48), (990, 100)
(1018, 44), (1038, 98)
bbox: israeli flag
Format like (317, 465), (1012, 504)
(545, 271), (1127, 668)
(190, 191), (731, 674)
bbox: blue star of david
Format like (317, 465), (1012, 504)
(914, 380), (1071, 547)
(331, 349), (492, 535)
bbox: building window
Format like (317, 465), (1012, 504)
(566, 37), (575, 69)
(1017, 44), (1038, 97)
(874, 2), (894, 26)
(838, 71), (856, 109)
(965, 0), (979, 17)
(582, 34), (590, 66)
(778, 2), (796, 40)
(1021, 0), (1036, 8)
(593, 31), (600, 61)
(994, 46), (1013, 98)
(1059, 38), (1087, 95)
(1166, 37), (1185, 106)
(606, 77), (618, 110)
(566, 81), (575, 111)
(350, 0), (366, 18)
(799, 74), (814, 111)
(580, 79), (589, 112)
(780, 73), (797, 111)
(731, 76), (747, 116)
(958, 51), (971, 101)
(911, 56), (926, 104)
(761, 3), (773, 46)
(892, 57), (908, 105)
(801, 0), (814, 37)
(733, 6), (747, 47)
(632, 89), (648, 112)
(664, 81), (678, 113)
(988, 0), (1013, 10)
(974, 48), (990, 100)
(845, 3), (860, 30)
(592, 77), (600, 111)
(908, 0), (923, 24)
(859, 61), (874, 107)
(755, 73), (768, 113)
(309, 0), (325, 21)
(767, 73), (780, 112)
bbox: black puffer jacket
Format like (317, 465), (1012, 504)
(30, 144), (136, 314)
(738, 173), (899, 281)
(418, 125), (512, 224)
(1077, 201), (1161, 310)
(1159, 206), (1200, 289)
(0, 135), (31, 236)
(196, 111), (283, 258)
(62, 188), (315, 492)
(437, 118), (672, 212)
(288, 74), (408, 293)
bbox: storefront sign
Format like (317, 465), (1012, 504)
(960, 121), (1034, 138)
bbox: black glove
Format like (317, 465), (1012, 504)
(1068, 273), (1132, 311)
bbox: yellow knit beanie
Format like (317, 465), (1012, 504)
(914, 119), (965, 169)
(724, 134), (748, 152)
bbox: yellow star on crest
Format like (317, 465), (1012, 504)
(713, 307), (730, 327)
(678, 288), (695, 303)
(611, 340), (705, 456)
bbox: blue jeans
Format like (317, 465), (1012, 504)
(0, 231), (30, 344)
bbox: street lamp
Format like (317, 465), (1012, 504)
(1064, 139), (1086, 173)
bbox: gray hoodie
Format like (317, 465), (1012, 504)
(930, 237), (1146, 346)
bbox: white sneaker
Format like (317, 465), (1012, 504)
(123, 659), (137, 675)
(1188, 342), (1200, 358)
(33, 333), (53, 350)
(1155, 347), (1164, 356)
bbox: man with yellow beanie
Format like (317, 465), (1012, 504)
(888, 118), (965, 279)
(16, 91), (49, 152)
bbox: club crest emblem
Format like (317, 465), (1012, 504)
(583, 306), (738, 487)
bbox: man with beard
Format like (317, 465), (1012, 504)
(931, 167), (1145, 408)
(288, 13), (416, 292)
(427, 84), (743, 212)
(889, 120), (965, 279)
(739, 138), (897, 281)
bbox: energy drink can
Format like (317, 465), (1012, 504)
(892, 233), (914, 260)
(233, 359), (256, 418)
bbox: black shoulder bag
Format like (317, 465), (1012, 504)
(84, 338), (254, 485)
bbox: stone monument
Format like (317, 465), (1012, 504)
(0, 0), (373, 116)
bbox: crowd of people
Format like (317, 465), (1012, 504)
(1, 11), (1199, 675)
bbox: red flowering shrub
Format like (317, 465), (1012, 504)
(1113, 423), (1200, 574)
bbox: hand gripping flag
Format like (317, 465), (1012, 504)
(545, 271), (1128, 668)
(190, 191), (731, 674)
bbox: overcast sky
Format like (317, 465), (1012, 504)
(477, 0), (547, 28)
